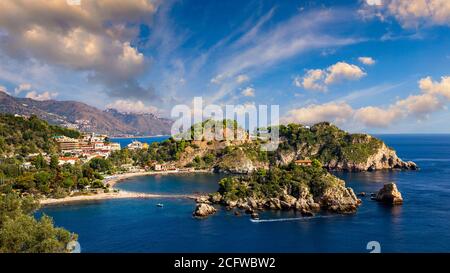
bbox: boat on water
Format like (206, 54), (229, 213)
(156, 203), (164, 207)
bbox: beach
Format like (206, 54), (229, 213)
(39, 170), (210, 206)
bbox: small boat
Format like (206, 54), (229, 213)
(156, 203), (164, 208)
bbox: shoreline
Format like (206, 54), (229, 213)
(104, 169), (212, 188)
(109, 135), (170, 139)
(39, 169), (212, 206)
(40, 190), (198, 206)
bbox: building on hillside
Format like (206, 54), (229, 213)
(58, 157), (80, 165)
(54, 136), (80, 152)
(127, 140), (144, 150)
(294, 159), (313, 167)
(110, 143), (121, 151)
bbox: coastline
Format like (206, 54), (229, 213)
(39, 169), (212, 206)
(104, 169), (212, 188)
(40, 191), (197, 206)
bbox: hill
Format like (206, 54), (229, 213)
(0, 92), (172, 136)
(0, 114), (80, 157)
(114, 120), (418, 172)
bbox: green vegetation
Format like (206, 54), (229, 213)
(218, 160), (341, 201)
(275, 122), (383, 164)
(0, 114), (80, 157)
(0, 193), (76, 253)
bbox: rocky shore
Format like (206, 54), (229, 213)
(324, 143), (418, 172)
(193, 164), (363, 218)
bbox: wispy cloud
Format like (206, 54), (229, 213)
(207, 9), (362, 103)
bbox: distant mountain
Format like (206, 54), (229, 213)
(0, 92), (172, 136)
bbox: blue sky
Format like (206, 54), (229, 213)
(1, 0), (450, 133)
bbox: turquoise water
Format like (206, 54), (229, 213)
(37, 135), (450, 252)
(110, 136), (170, 148)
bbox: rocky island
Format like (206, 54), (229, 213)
(145, 121), (418, 174)
(194, 161), (362, 217)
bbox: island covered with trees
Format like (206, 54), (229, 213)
(0, 114), (415, 251)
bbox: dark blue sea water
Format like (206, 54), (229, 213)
(109, 136), (170, 148)
(37, 135), (450, 253)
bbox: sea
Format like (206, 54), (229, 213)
(109, 136), (170, 148)
(36, 135), (450, 253)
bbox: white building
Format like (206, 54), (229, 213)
(127, 140), (143, 150)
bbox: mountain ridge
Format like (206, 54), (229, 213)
(0, 92), (172, 136)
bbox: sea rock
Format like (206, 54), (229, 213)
(375, 183), (403, 205)
(193, 203), (217, 217)
(226, 199), (238, 208)
(357, 192), (366, 197)
(266, 198), (281, 210)
(320, 178), (361, 214)
(281, 193), (297, 206)
(247, 197), (258, 209)
(196, 195), (211, 204)
(280, 200), (292, 210)
(210, 192), (222, 203)
(251, 212), (260, 220)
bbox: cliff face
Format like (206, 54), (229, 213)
(169, 121), (417, 173)
(204, 165), (362, 215)
(275, 124), (418, 172)
(276, 142), (417, 172)
(325, 142), (417, 171)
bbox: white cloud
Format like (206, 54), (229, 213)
(419, 76), (450, 99)
(14, 83), (31, 95)
(354, 106), (402, 127)
(295, 62), (366, 91)
(285, 75), (450, 128)
(366, 0), (383, 6)
(107, 99), (159, 114)
(358, 56), (376, 65)
(25, 91), (58, 101)
(236, 74), (250, 84)
(362, 0), (450, 28)
(395, 93), (443, 117)
(325, 62), (366, 84)
(211, 74), (226, 84)
(208, 9), (359, 103)
(241, 87), (255, 97)
(282, 102), (354, 125)
(294, 69), (327, 91)
(0, 0), (157, 100)
(0, 85), (9, 95)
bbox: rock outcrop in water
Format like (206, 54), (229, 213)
(193, 203), (217, 217)
(197, 163), (362, 217)
(375, 183), (403, 205)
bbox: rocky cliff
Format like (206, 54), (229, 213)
(153, 121), (417, 174)
(275, 123), (418, 172)
(199, 163), (362, 216)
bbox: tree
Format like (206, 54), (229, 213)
(77, 178), (89, 189)
(0, 193), (76, 253)
(49, 155), (59, 170)
(34, 171), (52, 193)
(89, 158), (112, 173)
(33, 154), (47, 169)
